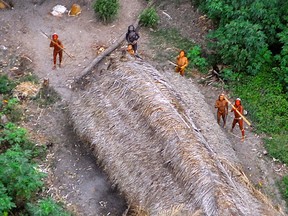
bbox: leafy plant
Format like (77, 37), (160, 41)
(208, 20), (272, 75)
(140, 7), (159, 28)
(219, 68), (242, 82)
(0, 75), (15, 94)
(0, 122), (28, 147)
(92, 0), (120, 22)
(27, 198), (71, 216)
(0, 182), (15, 215)
(0, 97), (22, 122)
(0, 145), (45, 206)
(187, 45), (208, 73)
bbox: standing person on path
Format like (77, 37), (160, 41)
(231, 98), (245, 142)
(175, 50), (188, 76)
(50, 33), (64, 70)
(215, 93), (228, 128)
(125, 25), (140, 55)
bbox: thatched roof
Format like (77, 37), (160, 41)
(69, 58), (283, 216)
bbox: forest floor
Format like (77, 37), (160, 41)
(0, 0), (287, 215)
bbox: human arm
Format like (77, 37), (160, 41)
(181, 57), (188, 69)
(58, 40), (64, 49)
(215, 101), (219, 108)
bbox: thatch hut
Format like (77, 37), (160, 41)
(69, 58), (283, 216)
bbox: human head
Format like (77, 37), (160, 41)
(128, 25), (135, 32)
(235, 98), (241, 106)
(52, 33), (58, 40)
(219, 93), (225, 101)
(179, 50), (185, 57)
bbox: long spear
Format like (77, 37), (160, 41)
(224, 96), (252, 127)
(40, 30), (75, 59)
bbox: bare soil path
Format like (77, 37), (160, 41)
(1, 0), (287, 215)
(1, 0), (144, 215)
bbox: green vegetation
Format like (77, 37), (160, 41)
(0, 75), (16, 94)
(0, 73), (70, 215)
(35, 86), (61, 107)
(0, 121), (69, 215)
(278, 176), (288, 204)
(150, 28), (208, 75)
(187, 45), (208, 73)
(27, 198), (71, 216)
(192, 0), (288, 205)
(139, 7), (159, 28)
(92, 0), (120, 23)
(0, 98), (22, 122)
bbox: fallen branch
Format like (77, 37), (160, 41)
(73, 21), (138, 87)
(74, 0), (155, 86)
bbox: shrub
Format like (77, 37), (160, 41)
(208, 20), (272, 75)
(0, 75), (15, 94)
(139, 7), (159, 28)
(0, 97), (22, 122)
(187, 45), (208, 73)
(0, 145), (45, 206)
(92, 0), (119, 22)
(27, 198), (71, 216)
(219, 68), (242, 82)
(0, 182), (15, 215)
(0, 122), (28, 147)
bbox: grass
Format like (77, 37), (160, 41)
(149, 28), (209, 77)
(228, 70), (288, 207)
(150, 26), (288, 208)
(0, 67), (70, 215)
(35, 86), (61, 107)
(150, 28), (196, 62)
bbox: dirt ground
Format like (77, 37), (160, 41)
(1, 0), (287, 215)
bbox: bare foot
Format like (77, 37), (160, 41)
(52, 65), (56, 70)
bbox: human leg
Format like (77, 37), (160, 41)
(231, 119), (237, 132)
(180, 67), (185, 76)
(239, 119), (245, 141)
(132, 43), (137, 54)
(59, 51), (63, 67)
(217, 112), (221, 125)
(53, 50), (57, 69)
(221, 112), (226, 128)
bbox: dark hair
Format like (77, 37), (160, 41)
(128, 25), (135, 32)
(180, 50), (185, 54)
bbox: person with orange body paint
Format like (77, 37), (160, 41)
(231, 98), (245, 142)
(175, 50), (188, 76)
(50, 33), (64, 70)
(215, 93), (228, 128)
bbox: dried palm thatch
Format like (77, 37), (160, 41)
(69, 59), (283, 216)
(13, 81), (40, 100)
